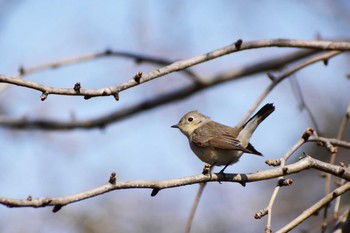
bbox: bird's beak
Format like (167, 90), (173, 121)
(171, 124), (179, 128)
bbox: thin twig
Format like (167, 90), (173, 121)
(185, 182), (207, 233)
(289, 77), (320, 132)
(14, 50), (200, 81)
(185, 165), (213, 233)
(264, 129), (313, 232)
(237, 51), (342, 127)
(308, 136), (350, 149)
(323, 99), (350, 230)
(0, 50), (202, 93)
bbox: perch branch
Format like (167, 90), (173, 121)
(0, 156), (349, 211)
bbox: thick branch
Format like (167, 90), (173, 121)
(0, 156), (349, 210)
(0, 49), (322, 130)
(0, 39), (349, 99)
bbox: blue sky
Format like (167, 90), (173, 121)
(0, 1), (350, 232)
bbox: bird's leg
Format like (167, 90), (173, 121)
(201, 163), (216, 180)
(202, 164), (211, 175)
(216, 163), (231, 183)
(219, 164), (229, 174)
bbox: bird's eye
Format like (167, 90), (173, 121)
(188, 117), (194, 122)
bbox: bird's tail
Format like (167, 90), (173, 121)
(238, 103), (275, 146)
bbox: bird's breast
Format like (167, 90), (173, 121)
(189, 142), (242, 166)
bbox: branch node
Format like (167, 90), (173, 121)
(43, 198), (53, 206)
(265, 227), (272, 233)
(27, 195), (32, 201)
(19, 66), (26, 75)
(266, 72), (276, 81)
(332, 191), (339, 198)
(339, 161), (345, 167)
(239, 181), (246, 187)
(133, 71), (143, 83)
(84, 95), (91, 100)
(326, 142), (337, 153)
(301, 128), (314, 141)
(254, 208), (268, 219)
(73, 82), (81, 93)
(323, 59), (328, 66)
(52, 205), (63, 213)
(300, 152), (309, 160)
(265, 159), (281, 166)
(108, 172), (117, 185)
(104, 48), (112, 55)
(151, 188), (160, 197)
(113, 92), (120, 101)
(234, 39), (243, 49)
(338, 167), (345, 176)
(278, 178), (293, 187)
(40, 92), (48, 101)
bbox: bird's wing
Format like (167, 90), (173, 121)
(190, 121), (263, 155)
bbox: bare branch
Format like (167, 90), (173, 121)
(238, 50), (341, 127)
(276, 182), (350, 233)
(264, 128), (314, 232)
(186, 165), (213, 233)
(308, 136), (350, 150)
(1, 39), (349, 99)
(0, 156), (349, 211)
(0, 49), (323, 130)
(14, 49), (200, 81)
(185, 182), (207, 233)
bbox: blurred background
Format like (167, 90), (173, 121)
(0, 1), (350, 232)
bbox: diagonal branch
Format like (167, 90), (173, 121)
(0, 49), (322, 130)
(237, 50), (342, 127)
(1, 39), (349, 99)
(276, 182), (350, 233)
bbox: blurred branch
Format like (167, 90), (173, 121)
(0, 39), (349, 100)
(0, 155), (349, 211)
(0, 49), (323, 130)
(237, 50), (341, 127)
(289, 77), (320, 132)
(261, 128), (314, 232)
(308, 136), (350, 150)
(186, 165), (213, 233)
(14, 49), (200, 80)
(276, 182), (350, 233)
(258, 128), (350, 233)
(322, 99), (350, 232)
(0, 50), (202, 93)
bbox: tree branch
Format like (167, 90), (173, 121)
(0, 156), (349, 211)
(237, 50), (341, 127)
(0, 49), (323, 130)
(276, 182), (350, 233)
(1, 39), (349, 100)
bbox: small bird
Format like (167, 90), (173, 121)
(171, 103), (275, 173)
